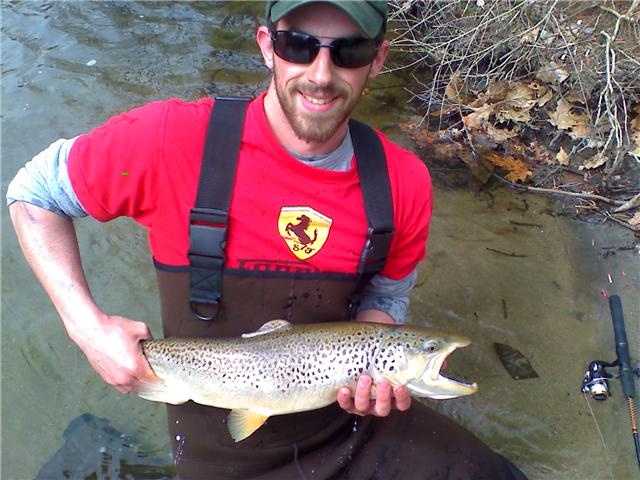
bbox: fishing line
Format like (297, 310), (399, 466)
(293, 441), (309, 480)
(582, 393), (615, 480)
(581, 294), (640, 473)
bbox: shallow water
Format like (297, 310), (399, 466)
(2, 2), (639, 479)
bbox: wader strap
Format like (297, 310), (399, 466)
(348, 119), (394, 317)
(189, 96), (251, 320)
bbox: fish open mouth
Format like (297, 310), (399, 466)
(439, 335), (478, 393)
(434, 352), (478, 398)
(436, 369), (478, 397)
(407, 335), (479, 400)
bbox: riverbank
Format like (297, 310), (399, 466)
(386, 0), (640, 237)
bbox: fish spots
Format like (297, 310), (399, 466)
(373, 345), (402, 375)
(142, 323), (453, 414)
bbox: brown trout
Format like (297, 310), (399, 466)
(139, 320), (478, 442)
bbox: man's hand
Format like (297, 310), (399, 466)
(337, 374), (412, 417)
(71, 313), (156, 394)
(342, 309), (412, 416)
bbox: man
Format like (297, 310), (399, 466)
(7, 1), (525, 478)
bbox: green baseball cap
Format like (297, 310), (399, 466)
(266, 1), (387, 38)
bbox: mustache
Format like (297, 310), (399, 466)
(295, 83), (347, 99)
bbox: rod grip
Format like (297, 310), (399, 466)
(609, 295), (636, 398)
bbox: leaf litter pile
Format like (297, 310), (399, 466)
(387, 0), (639, 234)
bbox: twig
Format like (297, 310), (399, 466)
(495, 173), (625, 205)
(525, 186), (624, 205)
(486, 247), (529, 258)
(598, 5), (639, 23)
(613, 192), (640, 213)
(510, 220), (544, 228)
(600, 245), (636, 252)
(601, 211), (638, 232)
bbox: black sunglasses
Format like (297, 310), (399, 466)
(270, 30), (379, 69)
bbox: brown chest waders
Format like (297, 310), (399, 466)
(155, 98), (527, 479)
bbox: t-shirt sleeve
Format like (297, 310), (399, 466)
(380, 139), (433, 280)
(67, 101), (169, 227)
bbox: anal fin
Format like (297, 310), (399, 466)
(227, 409), (270, 442)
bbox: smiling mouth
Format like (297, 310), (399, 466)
(302, 93), (332, 105)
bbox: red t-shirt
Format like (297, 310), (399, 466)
(68, 92), (432, 280)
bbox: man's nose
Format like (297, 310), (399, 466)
(306, 46), (336, 86)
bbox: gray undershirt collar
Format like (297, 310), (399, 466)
(286, 130), (354, 172)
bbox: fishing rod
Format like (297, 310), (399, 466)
(582, 294), (640, 470)
(609, 295), (640, 470)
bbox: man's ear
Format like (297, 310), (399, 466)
(256, 25), (274, 71)
(368, 39), (390, 80)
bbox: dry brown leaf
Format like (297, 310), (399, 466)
(629, 212), (640, 227)
(630, 106), (640, 156)
(530, 140), (553, 164)
(399, 123), (466, 163)
(462, 103), (493, 129)
(548, 99), (590, 138)
(485, 153), (532, 183)
(630, 132), (640, 156)
(548, 99), (574, 128)
(503, 83), (537, 108)
(564, 89), (587, 104)
(470, 80), (507, 108)
(567, 123), (591, 140)
(579, 152), (608, 170)
(495, 83), (536, 123)
(485, 123), (520, 142)
(520, 27), (540, 44)
(528, 80), (554, 107)
(496, 107), (532, 124)
(484, 80), (510, 102)
(536, 61), (569, 85)
(466, 80), (541, 125)
(555, 147), (570, 166)
(445, 73), (471, 104)
(399, 121), (431, 150)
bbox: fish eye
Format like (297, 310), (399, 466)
(423, 341), (439, 353)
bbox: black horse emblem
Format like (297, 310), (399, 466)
(285, 215), (318, 247)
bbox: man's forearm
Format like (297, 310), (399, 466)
(9, 201), (101, 340)
(9, 201), (154, 392)
(356, 308), (396, 325)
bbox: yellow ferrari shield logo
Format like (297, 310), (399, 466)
(278, 206), (332, 260)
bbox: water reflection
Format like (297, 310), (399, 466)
(35, 413), (175, 479)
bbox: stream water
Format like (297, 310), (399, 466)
(2, 2), (639, 479)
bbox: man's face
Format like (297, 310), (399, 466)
(259, 3), (388, 147)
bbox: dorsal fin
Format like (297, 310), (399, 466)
(241, 319), (293, 338)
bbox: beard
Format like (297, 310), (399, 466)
(273, 68), (362, 144)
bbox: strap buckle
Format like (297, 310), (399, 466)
(358, 226), (394, 274)
(188, 208), (228, 321)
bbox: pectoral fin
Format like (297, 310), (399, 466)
(137, 379), (190, 405)
(227, 409), (270, 442)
